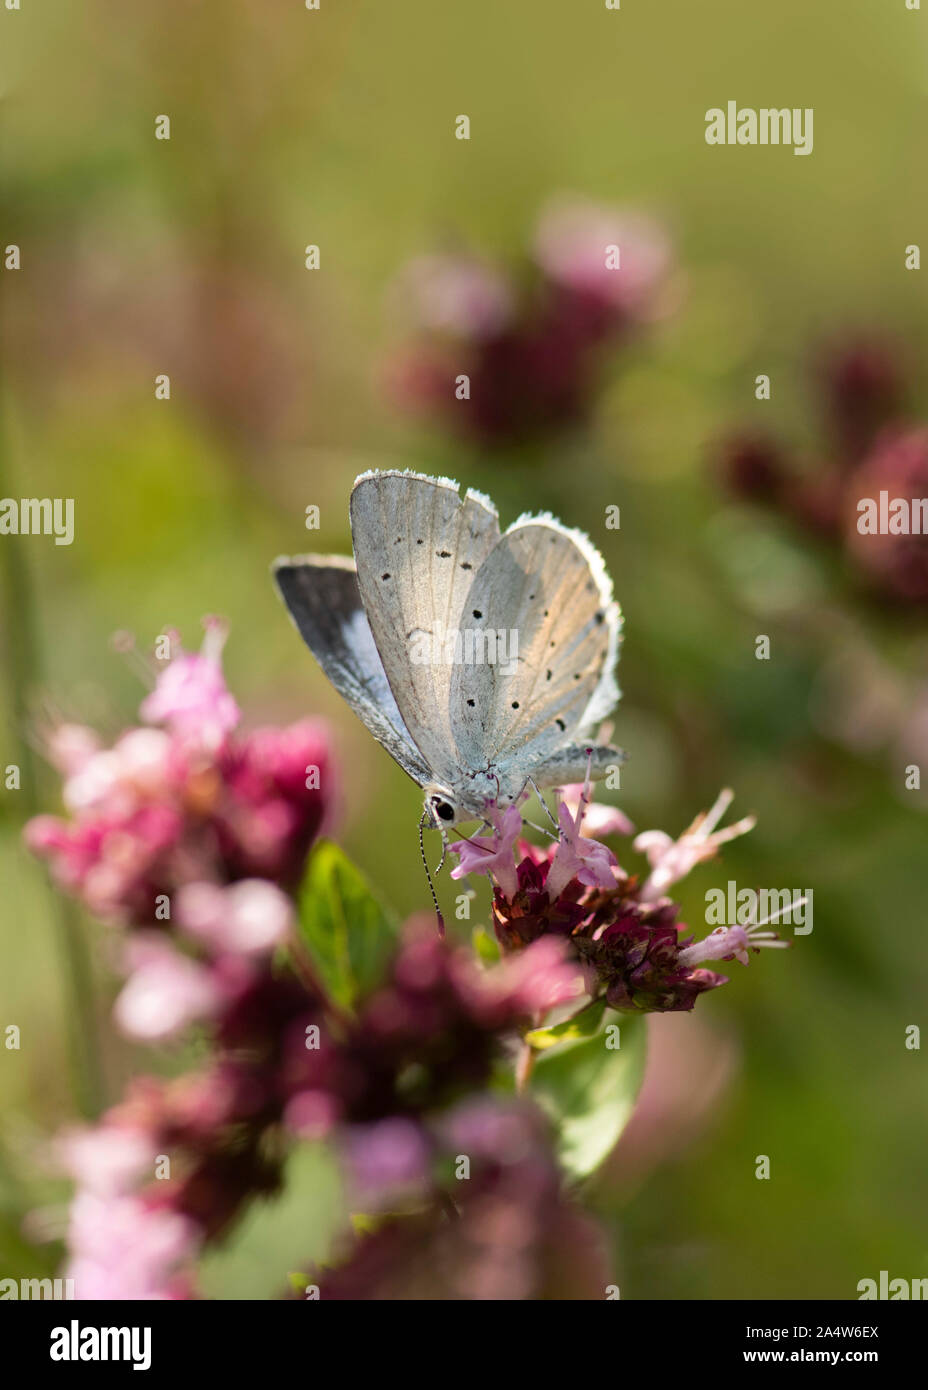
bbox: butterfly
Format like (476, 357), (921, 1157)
(273, 469), (624, 836)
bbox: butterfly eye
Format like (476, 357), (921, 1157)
(432, 799), (455, 822)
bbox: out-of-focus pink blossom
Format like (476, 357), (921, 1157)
(392, 253), (515, 340)
(63, 729), (175, 815)
(283, 1089), (339, 1140)
(66, 1191), (198, 1300)
(25, 628), (332, 924)
(176, 879), (292, 957)
(845, 427), (928, 603)
(114, 936), (222, 1042)
(140, 617), (240, 749)
(533, 196), (673, 321)
(58, 1123), (154, 1196)
(341, 1118), (432, 1206)
(46, 724), (103, 778)
(476, 935), (587, 1019)
(386, 198), (675, 447)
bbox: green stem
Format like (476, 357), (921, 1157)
(515, 1037), (537, 1093)
(0, 394), (105, 1118)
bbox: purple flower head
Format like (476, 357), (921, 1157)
(468, 787), (780, 1016)
(579, 901), (728, 1013)
(386, 199), (674, 447)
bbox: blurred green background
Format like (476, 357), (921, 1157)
(1, 0), (926, 1298)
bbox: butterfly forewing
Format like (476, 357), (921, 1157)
(349, 470), (501, 785)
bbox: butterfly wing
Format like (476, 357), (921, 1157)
(349, 469), (501, 785)
(449, 515), (622, 797)
(272, 554), (432, 788)
(520, 741), (626, 793)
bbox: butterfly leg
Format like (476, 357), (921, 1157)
(525, 774), (560, 834)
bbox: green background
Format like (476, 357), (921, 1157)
(1, 0), (925, 1298)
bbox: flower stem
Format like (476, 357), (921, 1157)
(0, 395), (105, 1117)
(515, 1037), (536, 1093)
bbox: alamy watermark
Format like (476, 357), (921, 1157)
(705, 882), (813, 935)
(858, 1271), (928, 1300)
(856, 491), (928, 535)
(0, 1276), (75, 1299)
(0, 497), (74, 546)
(408, 622), (519, 675)
(705, 102), (814, 157)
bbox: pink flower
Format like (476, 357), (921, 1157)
(24, 629), (333, 922)
(114, 936), (222, 1042)
(140, 617), (240, 749)
(58, 1124), (154, 1196)
(677, 898), (800, 969)
(635, 789), (755, 903)
(450, 803), (522, 898)
(283, 1089), (339, 1140)
(546, 794), (621, 901)
(533, 196), (673, 320)
(63, 729), (175, 815)
(176, 879), (293, 957)
(46, 724), (103, 777)
(559, 783), (634, 838)
(392, 253), (515, 340)
(65, 1191), (198, 1300)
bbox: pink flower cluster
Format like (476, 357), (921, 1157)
(387, 196), (675, 446)
(26, 620), (331, 926)
(28, 628), (596, 1299)
(56, 928), (583, 1299)
(450, 779), (786, 1014)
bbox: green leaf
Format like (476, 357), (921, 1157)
(530, 1010), (647, 1183)
(525, 997), (606, 1050)
(296, 840), (398, 1010)
(472, 924), (501, 965)
(198, 1145), (344, 1300)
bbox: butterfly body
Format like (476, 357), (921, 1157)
(274, 470), (624, 829)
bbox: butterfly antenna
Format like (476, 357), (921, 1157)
(418, 808), (445, 937)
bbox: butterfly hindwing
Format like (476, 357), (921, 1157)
(449, 516), (621, 796)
